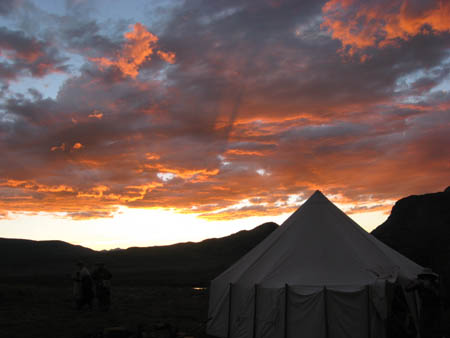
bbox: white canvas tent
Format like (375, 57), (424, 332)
(207, 190), (425, 338)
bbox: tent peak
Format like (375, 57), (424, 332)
(308, 189), (328, 202)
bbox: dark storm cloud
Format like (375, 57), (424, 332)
(0, 0), (448, 219)
(156, 0), (449, 126)
(58, 18), (122, 59)
(0, 26), (44, 60)
(0, 27), (68, 80)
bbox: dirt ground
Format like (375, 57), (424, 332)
(0, 283), (210, 338)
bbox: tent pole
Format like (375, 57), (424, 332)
(284, 284), (289, 338)
(366, 285), (371, 338)
(324, 286), (329, 338)
(227, 283), (233, 338)
(253, 284), (258, 338)
(384, 280), (388, 338)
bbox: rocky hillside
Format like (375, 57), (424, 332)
(372, 187), (450, 289)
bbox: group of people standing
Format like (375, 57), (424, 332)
(73, 261), (112, 311)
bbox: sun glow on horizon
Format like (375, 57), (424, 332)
(0, 204), (388, 251)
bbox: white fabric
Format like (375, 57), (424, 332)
(207, 190), (424, 338)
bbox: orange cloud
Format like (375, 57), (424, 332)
(145, 152), (160, 160)
(0, 179), (74, 193)
(345, 203), (392, 215)
(88, 110), (103, 119)
(122, 182), (164, 202)
(322, 0), (450, 58)
(36, 184), (74, 193)
(72, 142), (83, 150)
(157, 50), (176, 64)
(225, 149), (265, 156)
(90, 23), (175, 78)
(77, 185), (110, 198)
(0, 179), (28, 187)
(0, 180), (116, 219)
(143, 163), (220, 182)
(51, 143), (66, 152)
(199, 206), (296, 221)
(8, 104), (443, 223)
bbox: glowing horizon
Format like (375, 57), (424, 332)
(0, 201), (389, 251)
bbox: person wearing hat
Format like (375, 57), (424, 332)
(92, 262), (112, 311)
(406, 268), (441, 338)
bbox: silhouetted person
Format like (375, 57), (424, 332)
(92, 262), (112, 311)
(72, 262), (82, 307)
(73, 261), (94, 310)
(406, 268), (441, 338)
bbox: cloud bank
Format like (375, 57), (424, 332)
(0, 0), (448, 220)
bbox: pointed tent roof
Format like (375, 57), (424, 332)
(212, 190), (423, 288)
(207, 191), (425, 338)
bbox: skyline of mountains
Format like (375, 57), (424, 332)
(1, 186), (448, 286)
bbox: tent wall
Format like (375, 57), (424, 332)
(327, 287), (371, 338)
(255, 287), (284, 338)
(207, 284), (386, 338)
(229, 285), (255, 338)
(207, 283), (232, 338)
(287, 287), (326, 338)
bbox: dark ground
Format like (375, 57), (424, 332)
(0, 283), (210, 338)
(3, 282), (449, 338)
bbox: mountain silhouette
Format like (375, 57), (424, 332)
(2, 186), (449, 288)
(98, 221), (279, 285)
(0, 238), (94, 269)
(0, 222), (278, 285)
(372, 186), (450, 291)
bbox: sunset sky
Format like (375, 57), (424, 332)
(0, 0), (449, 250)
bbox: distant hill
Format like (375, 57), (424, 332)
(0, 222), (279, 285)
(372, 187), (450, 289)
(0, 238), (94, 274)
(2, 186), (449, 288)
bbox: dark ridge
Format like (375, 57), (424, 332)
(99, 222), (279, 285)
(372, 186), (450, 290)
(0, 238), (94, 265)
(0, 222), (279, 286)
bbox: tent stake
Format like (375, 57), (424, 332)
(284, 284), (289, 338)
(253, 284), (258, 338)
(324, 286), (329, 338)
(227, 283), (233, 338)
(366, 285), (371, 338)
